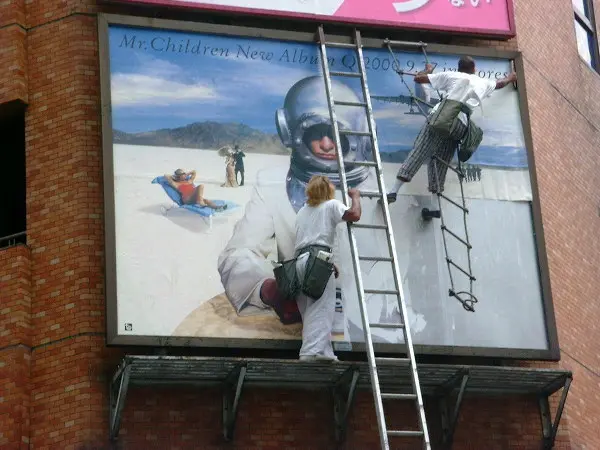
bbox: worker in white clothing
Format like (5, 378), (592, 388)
(294, 175), (361, 362)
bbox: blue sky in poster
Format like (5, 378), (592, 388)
(108, 25), (528, 168)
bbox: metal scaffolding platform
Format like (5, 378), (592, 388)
(109, 355), (571, 449)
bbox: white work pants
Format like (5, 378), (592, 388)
(295, 253), (337, 360)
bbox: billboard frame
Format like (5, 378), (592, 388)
(99, 13), (560, 361)
(101, 0), (517, 39)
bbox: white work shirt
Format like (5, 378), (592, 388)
(294, 199), (349, 253)
(427, 71), (497, 124)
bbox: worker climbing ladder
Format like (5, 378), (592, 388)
(317, 26), (431, 450)
(383, 39), (479, 313)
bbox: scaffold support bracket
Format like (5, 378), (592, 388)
(436, 369), (470, 449)
(333, 366), (360, 443)
(109, 361), (132, 441)
(223, 363), (247, 441)
(539, 375), (572, 450)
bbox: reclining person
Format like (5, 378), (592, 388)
(165, 169), (227, 211)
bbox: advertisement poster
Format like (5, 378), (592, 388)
(104, 22), (551, 355)
(112, 0), (515, 37)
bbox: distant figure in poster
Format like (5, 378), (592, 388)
(234, 145), (246, 186)
(216, 76), (425, 341)
(218, 146), (239, 188)
(166, 169), (226, 210)
(294, 175), (361, 362)
(385, 57), (517, 203)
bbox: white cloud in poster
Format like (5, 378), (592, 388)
(111, 73), (219, 106)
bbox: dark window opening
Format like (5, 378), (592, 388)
(573, 0), (599, 71)
(0, 102), (26, 249)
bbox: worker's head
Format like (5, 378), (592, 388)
(458, 56), (476, 74)
(305, 175), (335, 207)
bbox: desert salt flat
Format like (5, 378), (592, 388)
(112, 143), (533, 337)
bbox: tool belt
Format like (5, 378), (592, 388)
(272, 245), (334, 301)
(297, 245), (335, 300)
(428, 98), (483, 163)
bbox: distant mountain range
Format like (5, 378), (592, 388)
(113, 121), (289, 155)
(112, 121), (528, 169)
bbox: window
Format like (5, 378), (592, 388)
(0, 102), (26, 249)
(573, 0), (599, 70)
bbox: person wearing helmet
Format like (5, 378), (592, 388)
(216, 75), (426, 346)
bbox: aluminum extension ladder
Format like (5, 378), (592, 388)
(317, 26), (431, 450)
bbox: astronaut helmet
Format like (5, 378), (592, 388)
(275, 75), (371, 174)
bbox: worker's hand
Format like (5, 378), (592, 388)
(259, 278), (302, 325)
(333, 263), (340, 279)
(508, 72), (517, 82)
(425, 63), (434, 73)
(348, 188), (360, 198)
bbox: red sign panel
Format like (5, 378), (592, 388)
(115, 0), (516, 38)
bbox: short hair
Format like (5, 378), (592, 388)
(305, 175), (335, 207)
(458, 56), (475, 73)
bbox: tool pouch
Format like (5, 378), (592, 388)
(457, 120), (484, 163)
(428, 98), (473, 140)
(273, 258), (300, 299)
(301, 250), (335, 300)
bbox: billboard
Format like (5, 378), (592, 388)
(107, 0), (516, 38)
(100, 16), (558, 358)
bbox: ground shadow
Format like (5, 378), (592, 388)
(138, 204), (233, 234)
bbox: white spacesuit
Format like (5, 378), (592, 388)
(217, 75), (425, 344)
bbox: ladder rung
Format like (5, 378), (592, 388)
(339, 130), (372, 137)
(441, 226), (471, 249)
(446, 258), (476, 281)
(384, 38), (427, 49)
(364, 289), (399, 295)
(388, 430), (424, 437)
(433, 156), (464, 177)
(438, 193), (468, 213)
(324, 41), (357, 49)
(359, 191), (382, 198)
(375, 357), (411, 366)
(351, 161), (378, 168)
(335, 100), (367, 107)
(351, 223), (388, 230)
(381, 393), (416, 400)
(359, 256), (392, 262)
(370, 323), (404, 329)
(330, 70), (361, 78)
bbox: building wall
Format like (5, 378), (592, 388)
(0, 0), (598, 449)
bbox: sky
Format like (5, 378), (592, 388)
(108, 24), (529, 168)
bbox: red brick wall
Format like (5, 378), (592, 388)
(0, 0), (27, 105)
(515, 0), (600, 448)
(0, 245), (32, 449)
(0, 0), (598, 448)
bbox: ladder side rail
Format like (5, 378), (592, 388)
(456, 160), (474, 295)
(356, 30), (431, 449)
(317, 27), (390, 450)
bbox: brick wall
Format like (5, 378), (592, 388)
(515, 0), (600, 449)
(0, 0), (27, 106)
(0, 0), (598, 448)
(0, 245), (32, 449)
